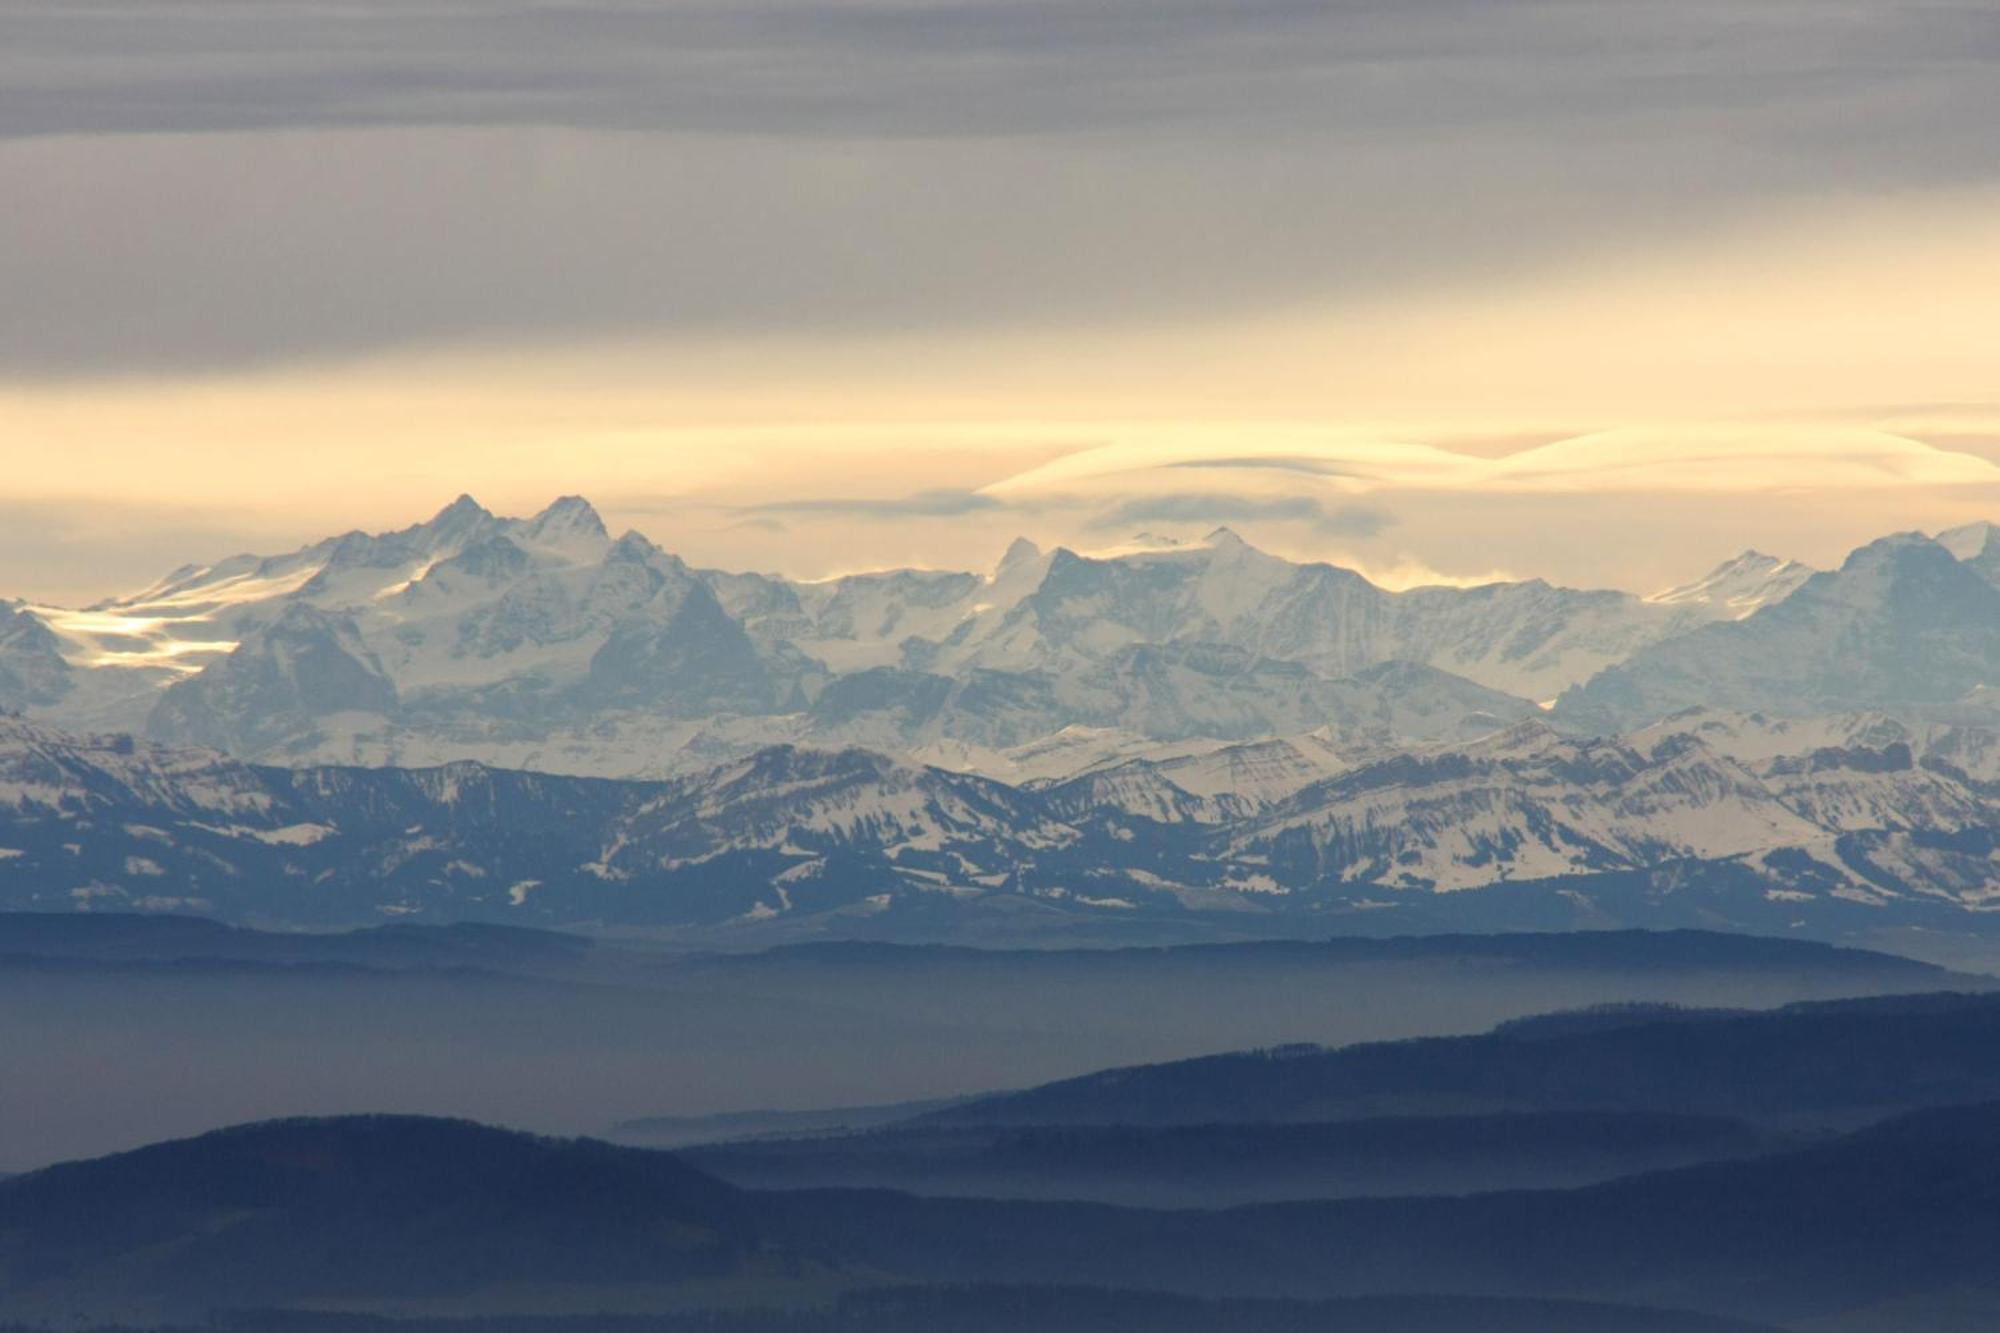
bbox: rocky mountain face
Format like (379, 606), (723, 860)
(6, 710), (2000, 941)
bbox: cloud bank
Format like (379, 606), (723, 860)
(3, 0), (1999, 374)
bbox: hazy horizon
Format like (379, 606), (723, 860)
(8, 428), (2000, 607)
(7, 0), (2000, 601)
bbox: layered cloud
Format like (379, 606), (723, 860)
(1485, 428), (2000, 493)
(7, 0), (1996, 148)
(1086, 495), (1394, 538)
(986, 427), (2000, 501)
(744, 489), (1004, 520)
(4, 0), (2000, 375)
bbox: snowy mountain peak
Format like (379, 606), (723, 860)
(433, 493), (492, 525)
(1935, 521), (2000, 590)
(1202, 526), (1250, 550)
(413, 494), (499, 548)
(0, 601), (71, 710)
(1646, 550), (1813, 619)
(524, 495), (609, 543)
(17, 502), (2000, 787)
(606, 529), (664, 563)
(1935, 521), (1997, 562)
(996, 537), (1043, 574)
(1815, 533), (1982, 607)
(1559, 527), (2000, 733)
(1840, 531), (1944, 570)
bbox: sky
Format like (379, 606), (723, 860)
(4, 0), (2000, 603)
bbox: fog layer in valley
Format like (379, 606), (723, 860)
(0, 923), (1972, 1170)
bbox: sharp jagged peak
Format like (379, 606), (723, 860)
(1646, 548), (1814, 616)
(1680, 549), (1795, 582)
(605, 528), (663, 563)
(380, 493), (500, 559)
(1935, 520), (1999, 562)
(1837, 530), (1947, 571)
(525, 495), (608, 540)
(1717, 549), (1785, 569)
(427, 493), (494, 528)
(1202, 525), (1250, 550)
(996, 536), (1043, 575)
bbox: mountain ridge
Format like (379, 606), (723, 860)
(4, 495), (1889, 778)
(8, 711), (2000, 938)
(7, 1100), (1997, 1326)
(0, 1113), (1801, 1331)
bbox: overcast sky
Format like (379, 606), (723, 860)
(4, 0), (2000, 601)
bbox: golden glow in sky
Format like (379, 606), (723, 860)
(7, 185), (2000, 603)
(4, 3), (1999, 602)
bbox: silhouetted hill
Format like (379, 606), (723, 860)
(0, 1117), (754, 1323)
(9, 1108), (1999, 1327)
(200, 1285), (1787, 1332)
(725, 927), (1958, 975)
(1, 915), (1957, 982)
(0, 1287), (1787, 1333)
(763, 1101), (2000, 1324)
(927, 989), (2000, 1126)
(0, 913), (595, 972)
(682, 1110), (1772, 1206)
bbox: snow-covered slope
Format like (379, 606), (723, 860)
(9, 711), (2000, 938)
(1645, 551), (1814, 619)
(0, 717), (1077, 927)
(99, 500), (790, 766)
(1938, 520), (2000, 590)
(1557, 534), (2000, 733)
(0, 715), (277, 820)
(1123, 732), (1357, 807)
(920, 529), (1717, 701)
(1629, 707), (2000, 785)
(1232, 723), (1830, 892)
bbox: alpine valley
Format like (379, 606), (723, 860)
(4, 496), (2000, 945)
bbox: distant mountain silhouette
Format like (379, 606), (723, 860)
(682, 1109), (1772, 1206)
(0, 912), (594, 971)
(0, 913), (1957, 990)
(4, 1287), (1786, 1333)
(0, 1117), (754, 1322)
(926, 989), (2000, 1126)
(8, 1106), (2000, 1326)
(763, 1100), (2000, 1324)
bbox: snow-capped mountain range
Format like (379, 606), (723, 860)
(6, 496), (2000, 941)
(3, 707), (1999, 940)
(7, 494), (1965, 782)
